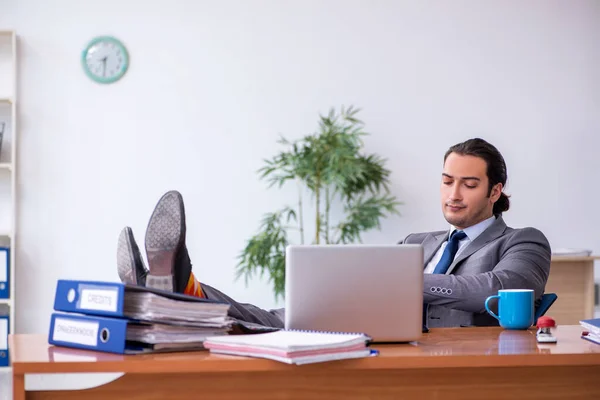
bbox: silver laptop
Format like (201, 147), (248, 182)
(284, 244), (424, 343)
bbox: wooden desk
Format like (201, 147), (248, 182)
(548, 256), (598, 324)
(9, 325), (600, 400)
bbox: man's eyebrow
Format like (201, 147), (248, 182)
(442, 173), (481, 181)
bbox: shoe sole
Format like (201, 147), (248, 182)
(117, 227), (140, 285)
(145, 191), (184, 292)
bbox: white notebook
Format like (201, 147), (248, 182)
(205, 330), (370, 351)
(203, 330), (374, 364)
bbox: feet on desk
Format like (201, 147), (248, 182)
(117, 226), (147, 286)
(144, 190), (189, 293)
(116, 190), (204, 298)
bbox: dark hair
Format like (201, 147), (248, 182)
(444, 138), (510, 215)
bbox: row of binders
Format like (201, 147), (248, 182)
(49, 279), (233, 354)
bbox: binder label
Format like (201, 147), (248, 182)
(79, 287), (119, 312)
(53, 317), (99, 346)
(0, 318), (7, 350)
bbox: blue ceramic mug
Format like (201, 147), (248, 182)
(484, 289), (534, 330)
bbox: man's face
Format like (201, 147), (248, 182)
(440, 153), (502, 230)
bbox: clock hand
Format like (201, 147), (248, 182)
(101, 56), (107, 77)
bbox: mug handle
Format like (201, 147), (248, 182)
(485, 295), (500, 321)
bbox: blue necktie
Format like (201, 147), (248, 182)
(433, 230), (467, 274)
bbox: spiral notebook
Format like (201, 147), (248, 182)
(203, 330), (375, 365)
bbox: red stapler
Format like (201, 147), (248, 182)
(536, 316), (557, 343)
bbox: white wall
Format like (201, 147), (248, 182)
(0, 0), (598, 338)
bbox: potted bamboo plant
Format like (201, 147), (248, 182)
(235, 106), (401, 299)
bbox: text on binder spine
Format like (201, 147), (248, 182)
(53, 317), (99, 346)
(78, 287), (119, 312)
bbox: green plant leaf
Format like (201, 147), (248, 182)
(234, 207), (295, 300)
(333, 194), (402, 244)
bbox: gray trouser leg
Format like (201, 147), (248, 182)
(201, 283), (285, 329)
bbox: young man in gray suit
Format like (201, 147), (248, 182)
(117, 138), (551, 329)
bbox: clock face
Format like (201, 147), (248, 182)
(82, 36), (129, 84)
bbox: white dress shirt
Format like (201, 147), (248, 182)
(424, 215), (497, 274)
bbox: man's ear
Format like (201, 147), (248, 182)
(490, 183), (503, 202)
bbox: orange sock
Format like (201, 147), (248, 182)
(183, 272), (204, 298)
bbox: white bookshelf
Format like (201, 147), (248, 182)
(0, 30), (16, 371)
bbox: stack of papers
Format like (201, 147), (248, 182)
(580, 318), (600, 345)
(126, 321), (228, 344)
(122, 290), (231, 327)
(203, 330), (375, 365)
(552, 248), (592, 257)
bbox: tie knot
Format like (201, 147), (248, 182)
(450, 230), (467, 242)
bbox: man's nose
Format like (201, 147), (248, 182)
(450, 184), (462, 201)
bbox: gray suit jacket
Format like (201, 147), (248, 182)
(400, 215), (551, 328)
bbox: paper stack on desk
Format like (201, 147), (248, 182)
(580, 318), (600, 345)
(203, 329), (375, 365)
(48, 279), (232, 354)
(121, 289), (230, 327)
(552, 248), (592, 257)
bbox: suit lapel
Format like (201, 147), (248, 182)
(445, 215), (507, 275)
(422, 232), (449, 266)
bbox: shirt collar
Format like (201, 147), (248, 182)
(450, 215), (496, 242)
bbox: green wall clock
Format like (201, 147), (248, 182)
(81, 36), (129, 84)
